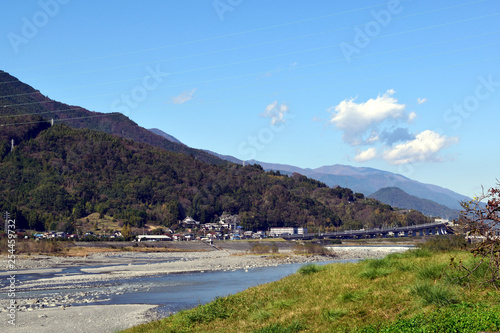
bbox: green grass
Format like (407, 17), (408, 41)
(337, 290), (364, 303)
(253, 321), (304, 333)
(322, 309), (348, 322)
(297, 263), (324, 275)
(121, 248), (499, 333)
(358, 302), (500, 333)
(410, 283), (458, 306)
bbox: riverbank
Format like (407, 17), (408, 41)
(0, 241), (412, 332)
(4, 304), (159, 333)
(120, 249), (500, 333)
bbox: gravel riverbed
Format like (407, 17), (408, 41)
(0, 242), (411, 332)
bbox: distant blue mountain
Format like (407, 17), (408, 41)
(369, 187), (459, 218)
(245, 161), (469, 211)
(147, 129), (469, 212)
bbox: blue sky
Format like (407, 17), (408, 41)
(1, 0), (499, 197)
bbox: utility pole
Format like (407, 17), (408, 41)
(10, 139), (14, 152)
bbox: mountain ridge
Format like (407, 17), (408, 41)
(0, 70), (467, 217)
(148, 128), (184, 145)
(0, 70), (223, 165)
(253, 161), (469, 211)
(206, 157), (469, 211)
(369, 187), (459, 218)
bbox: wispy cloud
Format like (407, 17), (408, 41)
(262, 101), (289, 125)
(417, 97), (428, 104)
(383, 130), (458, 165)
(172, 88), (196, 104)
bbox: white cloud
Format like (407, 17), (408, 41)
(172, 88), (196, 104)
(383, 130), (458, 165)
(328, 90), (411, 145)
(262, 101), (289, 125)
(408, 112), (417, 122)
(354, 147), (377, 162)
(417, 98), (428, 104)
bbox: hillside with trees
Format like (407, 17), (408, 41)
(0, 70), (222, 165)
(0, 121), (431, 233)
(369, 187), (459, 219)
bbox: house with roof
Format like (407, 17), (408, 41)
(181, 216), (200, 227)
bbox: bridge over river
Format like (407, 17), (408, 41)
(282, 222), (452, 240)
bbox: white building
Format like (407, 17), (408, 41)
(137, 235), (172, 242)
(269, 227), (307, 237)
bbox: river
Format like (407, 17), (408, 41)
(2, 259), (357, 317)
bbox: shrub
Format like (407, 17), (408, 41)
(184, 296), (231, 324)
(419, 234), (468, 252)
(417, 263), (447, 280)
(365, 258), (392, 269)
(2, 239), (69, 254)
(250, 244), (272, 254)
(358, 267), (393, 280)
(401, 248), (431, 258)
(249, 243), (279, 254)
(359, 258), (394, 279)
(292, 242), (333, 256)
(298, 263), (324, 275)
(458, 183), (500, 286)
(410, 283), (458, 306)
(444, 256), (498, 287)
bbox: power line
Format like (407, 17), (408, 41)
(1, 29), (498, 112)
(1, 10), (497, 103)
(7, 1), (407, 73)
(2, 0), (485, 86)
(1, 55), (498, 126)
(197, 40), (500, 98)
(182, 56), (500, 106)
(0, 106), (88, 119)
(0, 114), (120, 127)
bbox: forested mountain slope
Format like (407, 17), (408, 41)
(0, 123), (429, 232)
(0, 70), (222, 164)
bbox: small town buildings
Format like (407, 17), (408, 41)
(218, 213), (240, 230)
(252, 231), (266, 239)
(181, 216), (200, 227)
(136, 235), (171, 242)
(269, 227), (308, 237)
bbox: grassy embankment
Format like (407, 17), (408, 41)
(122, 236), (500, 333)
